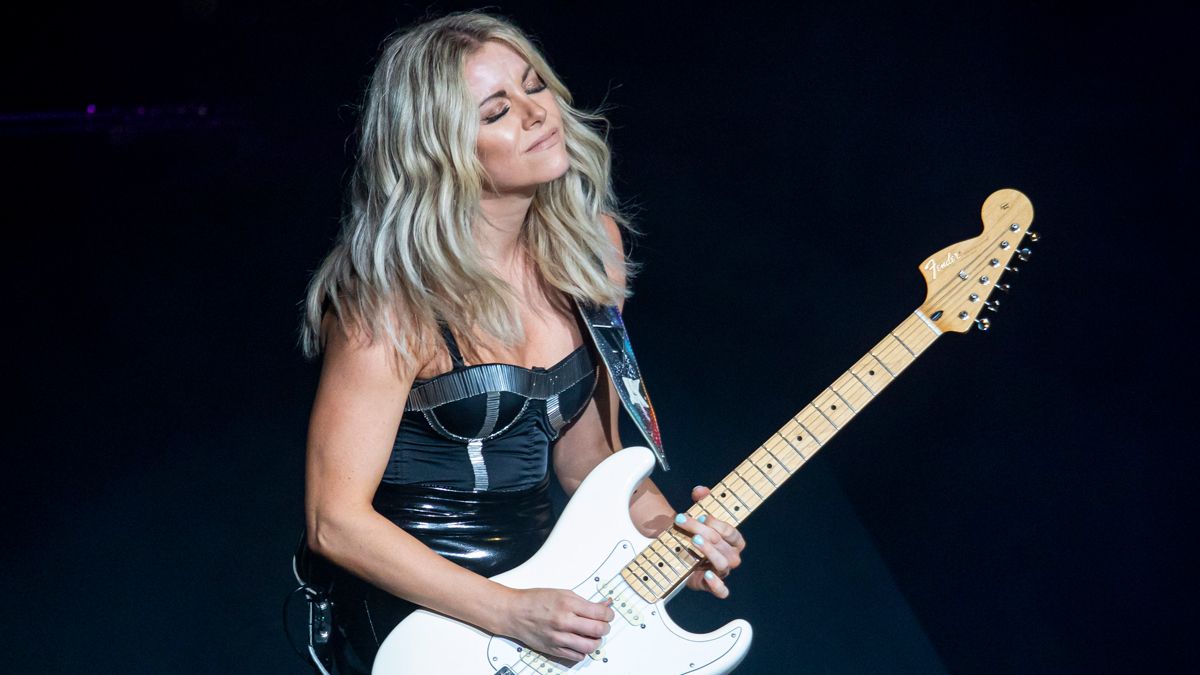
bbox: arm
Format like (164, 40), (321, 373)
(305, 316), (612, 661)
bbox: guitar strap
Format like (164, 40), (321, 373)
(576, 301), (669, 471)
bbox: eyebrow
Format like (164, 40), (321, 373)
(478, 64), (534, 107)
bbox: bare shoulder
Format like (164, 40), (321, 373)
(318, 310), (424, 389)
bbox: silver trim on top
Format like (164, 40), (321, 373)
(467, 439), (489, 491)
(405, 346), (594, 412)
(546, 393), (565, 433)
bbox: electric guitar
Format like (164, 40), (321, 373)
(373, 189), (1038, 674)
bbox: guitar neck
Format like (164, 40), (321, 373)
(621, 310), (945, 602)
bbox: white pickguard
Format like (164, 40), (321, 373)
(373, 446), (752, 674)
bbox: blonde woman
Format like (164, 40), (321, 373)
(299, 12), (746, 673)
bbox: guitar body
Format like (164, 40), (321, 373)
(373, 445), (752, 674)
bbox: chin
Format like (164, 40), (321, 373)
(523, 156), (571, 191)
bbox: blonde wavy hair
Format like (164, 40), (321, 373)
(300, 10), (632, 364)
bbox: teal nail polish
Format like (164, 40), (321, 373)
(674, 513), (687, 525)
(697, 515), (707, 524)
(692, 534), (705, 546)
(704, 570), (715, 580)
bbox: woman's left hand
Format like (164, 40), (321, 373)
(672, 485), (747, 599)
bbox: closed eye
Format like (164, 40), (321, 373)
(483, 77), (549, 125)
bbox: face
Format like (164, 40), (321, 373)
(464, 41), (569, 196)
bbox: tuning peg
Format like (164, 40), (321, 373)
(985, 300), (1000, 312)
(1017, 247), (1032, 262)
(1005, 265), (1019, 274)
(975, 317), (992, 331)
(995, 283), (1011, 293)
(1026, 231), (1040, 242)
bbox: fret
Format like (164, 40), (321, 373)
(833, 372), (873, 408)
(620, 567), (657, 602)
(739, 456), (777, 490)
(710, 481), (750, 523)
(632, 553), (671, 591)
(878, 336), (914, 373)
(868, 351), (896, 377)
(772, 431), (806, 464)
(829, 386), (858, 414)
(809, 401), (840, 430)
(796, 408), (836, 444)
(751, 447), (792, 484)
(794, 418), (824, 446)
(783, 421), (820, 457)
(853, 354), (894, 390)
(849, 369), (877, 396)
(649, 539), (691, 576)
(724, 472), (764, 510)
(656, 530), (701, 585)
(890, 331), (917, 357)
(812, 389), (855, 427)
(699, 492), (740, 524)
(751, 447), (790, 483)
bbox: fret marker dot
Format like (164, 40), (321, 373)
(869, 370), (876, 376)
(767, 463), (773, 469)
(720, 492), (727, 498)
(831, 404), (837, 410)
(734, 506), (740, 511)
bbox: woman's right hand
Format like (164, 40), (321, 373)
(502, 588), (615, 661)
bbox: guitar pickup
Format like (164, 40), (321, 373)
(518, 649), (570, 674)
(596, 577), (644, 627)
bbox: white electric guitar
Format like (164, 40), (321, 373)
(373, 189), (1037, 674)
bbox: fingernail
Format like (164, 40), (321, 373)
(674, 513), (687, 525)
(704, 570), (715, 580)
(697, 514), (707, 524)
(693, 485), (705, 492)
(692, 534), (705, 546)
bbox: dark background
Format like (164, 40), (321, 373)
(4, 1), (1194, 673)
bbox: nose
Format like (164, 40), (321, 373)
(518, 94), (547, 129)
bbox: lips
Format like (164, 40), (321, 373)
(526, 128), (559, 152)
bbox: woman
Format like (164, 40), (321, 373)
(299, 11), (745, 673)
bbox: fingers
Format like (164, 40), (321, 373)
(672, 512), (743, 575)
(574, 596), (616, 623)
(689, 486), (747, 552)
(551, 631), (600, 662)
(684, 568), (732, 599)
(700, 569), (731, 599)
(519, 590), (614, 662)
(703, 516), (747, 552)
(561, 596), (613, 657)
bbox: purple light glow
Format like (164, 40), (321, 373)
(86, 104), (96, 114)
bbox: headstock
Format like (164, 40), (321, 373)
(918, 189), (1037, 333)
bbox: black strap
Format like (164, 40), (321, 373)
(437, 322), (466, 369)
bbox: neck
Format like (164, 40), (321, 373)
(476, 190), (534, 272)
